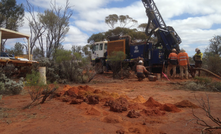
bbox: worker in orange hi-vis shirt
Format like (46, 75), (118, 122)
(167, 48), (178, 79)
(177, 48), (190, 79)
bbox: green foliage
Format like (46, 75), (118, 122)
(25, 70), (42, 86)
(53, 49), (72, 64)
(32, 45), (94, 83)
(0, 82), (5, 91)
(105, 14), (118, 29)
(105, 14), (137, 29)
(184, 76), (221, 92)
(27, 0), (73, 58)
(107, 51), (126, 61)
(0, 74), (24, 95)
(6, 42), (24, 56)
(87, 33), (106, 43)
(107, 51), (129, 79)
(203, 52), (221, 75)
(206, 35), (221, 56)
(0, 0), (24, 31)
(194, 76), (212, 86)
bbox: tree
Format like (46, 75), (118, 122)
(0, 0), (24, 30)
(26, 0), (73, 58)
(26, 0), (46, 55)
(119, 15), (137, 28)
(0, 0), (24, 51)
(105, 14), (138, 29)
(105, 14), (118, 29)
(206, 35), (221, 56)
(87, 33), (106, 44)
(6, 42), (24, 56)
(203, 35), (221, 75)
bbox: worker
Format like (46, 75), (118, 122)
(136, 60), (151, 81)
(167, 48), (178, 79)
(193, 48), (203, 76)
(177, 48), (189, 79)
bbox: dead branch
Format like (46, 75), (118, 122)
(23, 87), (57, 109)
(192, 94), (221, 134)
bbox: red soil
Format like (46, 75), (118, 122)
(1, 74), (221, 134)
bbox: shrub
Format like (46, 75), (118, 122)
(32, 46), (94, 83)
(0, 74), (24, 95)
(194, 76), (212, 86)
(107, 51), (129, 79)
(24, 70), (57, 108)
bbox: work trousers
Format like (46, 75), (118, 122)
(180, 65), (188, 79)
(167, 64), (176, 78)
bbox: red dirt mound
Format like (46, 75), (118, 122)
(78, 85), (94, 92)
(64, 85), (71, 91)
(128, 103), (147, 110)
(102, 114), (123, 123)
(65, 87), (79, 97)
(174, 100), (199, 108)
(143, 97), (162, 108)
(140, 109), (165, 116)
(85, 106), (101, 116)
(132, 95), (147, 103)
(160, 103), (181, 112)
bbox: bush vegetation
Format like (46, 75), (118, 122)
(32, 45), (94, 83)
(184, 76), (221, 92)
(0, 73), (24, 95)
(107, 51), (130, 79)
(24, 70), (58, 108)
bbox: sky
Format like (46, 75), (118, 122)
(7, 0), (221, 56)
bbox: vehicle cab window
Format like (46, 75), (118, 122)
(104, 43), (107, 50)
(95, 44), (99, 51)
(99, 43), (103, 50)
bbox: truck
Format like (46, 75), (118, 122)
(91, 0), (181, 74)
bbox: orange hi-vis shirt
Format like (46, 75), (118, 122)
(178, 52), (189, 66)
(168, 52), (178, 61)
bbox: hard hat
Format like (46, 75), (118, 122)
(172, 48), (176, 52)
(180, 48), (185, 52)
(138, 60), (143, 64)
(195, 48), (200, 52)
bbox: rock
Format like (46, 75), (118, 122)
(140, 109), (165, 116)
(87, 95), (99, 104)
(70, 98), (83, 104)
(116, 129), (125, 134)
(127, 110), (141, 118)
(102, 114), (123, 123)
(110, 97), (129, 112)
(104, 99), (114, 106)
(62, 97), (72, 102)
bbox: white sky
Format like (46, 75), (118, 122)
(8, 0), (221, 56)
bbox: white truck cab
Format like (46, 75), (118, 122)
(91, 41), (108, 61)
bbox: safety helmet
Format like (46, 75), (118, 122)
(172, 48), (176, 52)
(180, 48), (185, 52)
(195, 48), (200, 52)
(138, 60), (143, 64)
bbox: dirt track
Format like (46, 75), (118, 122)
(0, 73), (221, 134)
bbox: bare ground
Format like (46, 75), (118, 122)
(0, 73), (221, 134)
